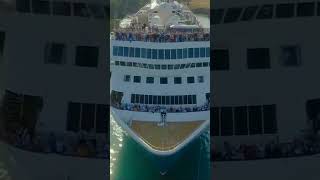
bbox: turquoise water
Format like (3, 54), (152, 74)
(110, 115), (211, 180)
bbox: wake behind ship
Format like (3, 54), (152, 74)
(110, 0), (210, 173)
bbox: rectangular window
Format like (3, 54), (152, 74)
(187, 76), (195, 84)
(170, 96), (175, 105)
(248, 106), (262, 135)
(224, 7), (242, 23)
(140, 95), (144, 104)
(196, 63), (202, 67)
(183, 48), (188, 58)
(297, 2), (315, 17)
(16, 0), (31, 13)
(212, 107), (220, 136)
(81, 103), (95, 131)
(166, 96), (170, 105)
(168, 65), (173, 70)
(96, 104), (107, 133)
(187, 95), (192, 104)
(160, 77), (168, 84)
(171, 49), (176, 59)
(52, 1), (71, 16)
(32, 0), (50, 14)
(135, 94), (140, 103)
(153, 96), (157, 104)
(161, 96), (166, 105)
(174, 77), (182, 84)
(158, 96), (161, 104)
(263, 104), (277, 134)
(256, 4), (274, 19)
(220, 107), (233, 136)
(119, 61), (125, 66)
(131, 94), (135, 103)
(124, 47), (129, 57)
(179, 96), (183, 105)
(113, 46), (118, 56)
(127, 62), (132, 67)
(192, 95), (197, 104)
(148, 95), (153, 104)
(280, 45), (301, 67)
(213, 49), (229, 70)
(73, 2), (90, 17)
(161, 65), (167, 70)
(148, 64), (154, 69)
(175, 96), (179, 105)
(194, 48), (200, 58)
(247, 48), (270, 69)
(129, 47), (135, 57)
(152, 49), (158, 59)
(203, 62), (209, 67)
(147, 49), (152, 59)
(177, 49), (183, 59)
(124, 75), (130, 82)
(0, 32), (5, 56)
(188, 48), (194, 58)
(200, 48), (206, 57)
(155, 64), (160, 69)
(44, 42), (66, 64)
(276, 3), (295, 18)
(206, 47), (210, 57)
(158, 49), (164, 59)
(146, 77), (154, 84)
(241, 6), (258, 21)
(197, 76), (204, 83)
(180, 64), (186, 69)
(234, 106), (248, 135)
(183, 95), (187, 104)
(75, 46), (99, 67)
(174, 64), (180, 69)
(145, 95), (149, 104)
(135, 48), (140, 58)
(117, 46), (123, 56)
(141, 48), (146, 58)
(165, 49), (171, 59)
(133, 76), (141, 83)
(67, 102), (80, 132)
(212, 9), (225, 24)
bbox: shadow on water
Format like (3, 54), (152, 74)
(110, 116), (210, 180)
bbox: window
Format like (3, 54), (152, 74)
(44, 42), (66, 64)
(196, 63), (202, 67)
(220, 107), (233, 136)
(159, 49), (164, 59)
(166, 96), (170, 105)
(174, 64), (180, 69)
(160, 77), (168, 84)
(234, 106), (248, 135)
(148, 64), (154, 69)
(115, 61), (119, 65)
(16, 0), (31, 13)
(81, 103), (95, 131)
(140, 95), (144, 104)
(127, 62), (132, 66)
(88, 3), (105, 19)
(96, 104), (107, 133)
(124, 47), (129, 57)
(247, 48), (270, 69)
(280, 45), (301, 67)
(148, 95), (153, 104)
(32, 0), (50, 14)
(52, 1), (71, 16)
(170, 96), (174, 104)
(161, 65), (167, 69)
(276, 3), (295, 18)
(155, 64), (160, 69)
(168, 65), (173, 69)
(194, 48), (200, 58)
(117, 46), (123, 56)
(141, 48), (146, 58)
(256, 5), (273, 19)
(152, 49), (158, 59)
(131, 94), (135, 103)
(183, 48), (188, 58)
(158, 96), (162, 104)
(213, 49), (229, 70)
(145, 95), (149, 104)
(212, 9), (224, 24)
(153, 96), (158, 104)
(75, 46), (99, 67)
(187, 76), (195, 84)
(241, 6), (258, 21)
(203, 62), (209, 67)
(171, 49), (176, 59)
(212, 107), (220, 136)
(119, 61), (125, 66)
(174, 77), (182, 84)
(146, 77), (154, 84)
(200, 48), (206, 57)
(224, 7), (242, 23)
(177, 49), (183, 59)
(180, 64), (186, 69)
(67, 102), (80, 132)
(198, 76), (204, 83)
(0, 32), (5, 56)
(73, 3), (90, 17)
(297, 2), (315, 17)
(192, 95), (197, 104)
(135, 48), (140, 58)
(129, 47), (134, 57)
(175, 96), (179, 105)
(206, 47), (210, 57)
(147, 49), (152, 59)
(188, 48), (194, 58)
(263, 105), (277, 134)
(165, 49), (170, 59)
(124, 75), (130, 82)
(112, 46), (118, 56)
(161, 96), (166, 105)
(133, 76), (141, 83)
(248, 106), (262, 134)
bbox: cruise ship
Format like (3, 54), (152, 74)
(0, 0), (108, 179)
(110, 0), (210, 174)
(211, 0), (320, 179)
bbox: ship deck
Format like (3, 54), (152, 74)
(130, 120), (204, 151)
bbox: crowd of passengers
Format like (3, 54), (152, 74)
(112, 103), (209, 113)
(113, 26), (210, 42)
(212, 134), (320, 161)
(1, 125), (109, 159)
